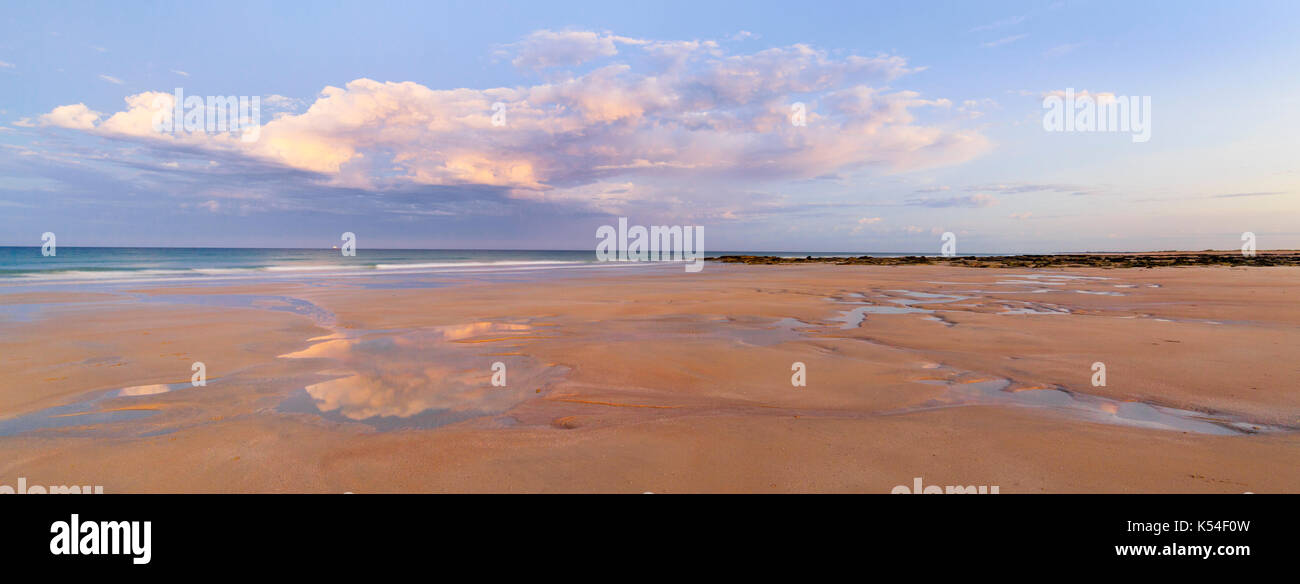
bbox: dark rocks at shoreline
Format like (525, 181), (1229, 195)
(713, 252), (1300, 268)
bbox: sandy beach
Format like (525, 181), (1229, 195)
(1, 262), (1297, 493)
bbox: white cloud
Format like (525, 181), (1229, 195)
(851, 216), (883, 234)
(1045, 42), (1086, 58)
(98, 74), (124, 85)
(1042, 89), (1117, 104)
(263, 94), (305, 112)
(970, 14), (1028, 33)
(981, 34), (1028, 48)
(38, 103), (102, 129)
(505, 29), (622, 70)
(907, 193), (998, 208)
(958, 98), (997, 119)
(34, 30), (991, 208)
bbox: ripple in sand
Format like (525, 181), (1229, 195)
(998, 304), (1070, 315)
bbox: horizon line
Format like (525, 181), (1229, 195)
(1, 245), (1294, 255)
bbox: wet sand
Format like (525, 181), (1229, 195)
(1, 263), (1297, 492)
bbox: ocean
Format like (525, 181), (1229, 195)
(0, 247), (936, 286)
(0, 247), (609, 286)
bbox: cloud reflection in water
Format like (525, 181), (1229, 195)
(279, 322), (563, 428)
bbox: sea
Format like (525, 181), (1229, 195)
(0, 247), (940, 287)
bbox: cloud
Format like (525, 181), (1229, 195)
(982, 34), (1028, 48)
(0, 61), (14, 69)
(906, 193), (998, 207)
(171, 69), (190, 77)
(263, 94), (306, 114)
(970, 182), (1097, 196)
(98, 74), (124, 85)
(850, 216), (883, 234)
(38, 103), (102, 129)
(504, 29), (622, 70)
(1211, 191), (1288, 198)
(958, 98), (997, 119)
(1044, 42), (1086, 58)
(970, 14), (1028, 33)
(97, 91), (181, 137)
(1009, 211), (1032, 219)
(30, 30), (990, 215)
(509, 181), (658, 214)
(1041, 89), (1116, 103)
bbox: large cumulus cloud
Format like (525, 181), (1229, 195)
(27, 30), (990, 214)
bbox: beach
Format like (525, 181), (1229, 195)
(1, 260), (1297, 493)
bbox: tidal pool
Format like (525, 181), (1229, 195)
(276, 321), (566, 430)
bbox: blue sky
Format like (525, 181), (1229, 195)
(1, 0), (1297, 251)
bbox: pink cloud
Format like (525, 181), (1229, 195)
(31, 30), (991, 210)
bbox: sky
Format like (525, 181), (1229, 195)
(1, 0), (1297, 252)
